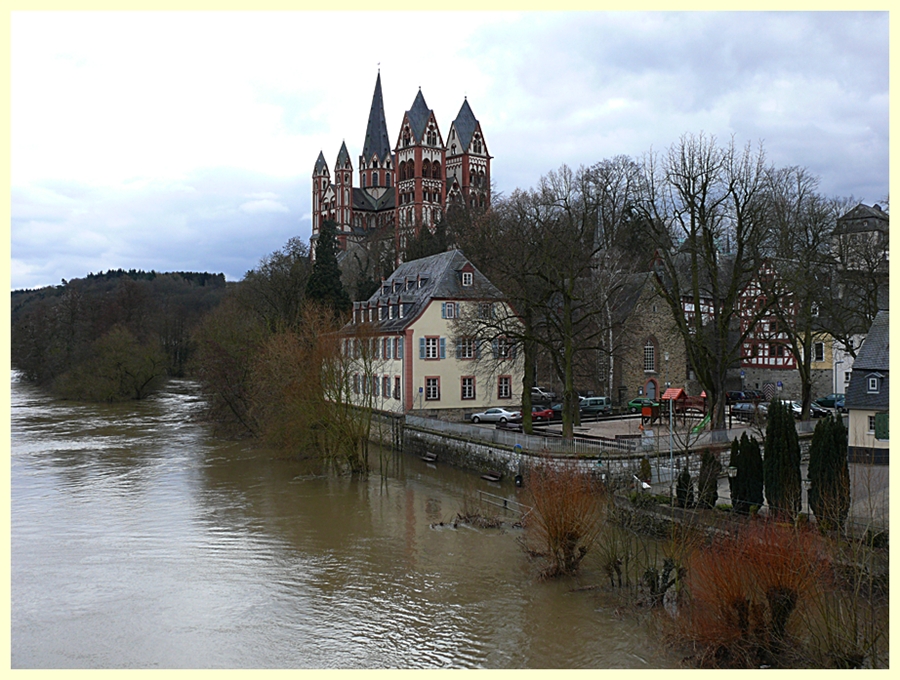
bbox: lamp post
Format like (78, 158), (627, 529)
(665, 351), (673, 500)
(803, 478), (813, 521)
(727, 465), (738, 511)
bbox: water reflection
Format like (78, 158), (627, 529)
(11, 374), (678, 668)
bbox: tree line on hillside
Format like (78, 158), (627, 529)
(11, 270), (228, 400)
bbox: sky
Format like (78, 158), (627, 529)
(9, 10), (890, 291)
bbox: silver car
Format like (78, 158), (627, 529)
(470, 408), (522, 424)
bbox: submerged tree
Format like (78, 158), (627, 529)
(524, 460), (606, 578)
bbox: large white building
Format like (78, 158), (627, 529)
(341, 249), (523, 417)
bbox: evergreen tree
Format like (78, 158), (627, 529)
(741, 433), (765, 513)
(306, 220), (351, 317)
(808, 415), (851, 530)
(676, 468), (694, 508)
(731, 433), (765, 515)
(697, 449), (720, 509)
(763, 399), (802, 519)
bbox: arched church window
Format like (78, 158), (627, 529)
(422, 160), (430, 177)
(432, 162), (441, 179)
(361, 175), (366, 188)
(372, 172), (378, 188)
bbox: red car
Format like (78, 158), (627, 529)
(530, 405), (554, 421)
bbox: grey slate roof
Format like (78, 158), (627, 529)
(451, 98), (478, 151)
(845, 309), (889, 410)
(834, 203), (889, 235)
(361, 73), (392, 164)
(314, 151), (329, 174)
(406, 90), (432, 143)
(346, 249), (503, 334)
(352, 187), (395, 212)
(336, 141), (351, 169)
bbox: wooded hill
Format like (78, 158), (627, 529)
(11, 270), (229, 400)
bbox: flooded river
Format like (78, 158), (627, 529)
(10, 373), (679, 668)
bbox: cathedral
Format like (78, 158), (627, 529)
(311, 73), (491, 261)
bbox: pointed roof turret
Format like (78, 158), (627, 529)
(336, 141), (352, 169)
(452, 98), (478, 150)
(314, 151), (329, 175)
(406, 89), (432, 142)
(361, 72), (392, 164)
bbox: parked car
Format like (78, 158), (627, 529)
(731, 401), (766, 422)
(743, 389), (766, 402)
(726, 390), (748, 404)
(626, 398), (658, 414)
(470, 408), (522, 424)
(530, 405), (554, 421)
(815, 393), (845, 409)
(777, 400), (830, 419)
(835, 395), (846, 413)
(531, 386), (556, 402)
(580, 396), (612, 417)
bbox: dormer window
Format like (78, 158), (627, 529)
(462, 272), (473, 287)
(867, 375), (881, 393)
(406, 279), (414, 291)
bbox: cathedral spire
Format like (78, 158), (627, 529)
(361, 72), (391, 165)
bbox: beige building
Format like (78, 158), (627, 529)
(342, 249), (524, 418)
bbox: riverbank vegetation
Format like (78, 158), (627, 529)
(11, 270), (228, 400)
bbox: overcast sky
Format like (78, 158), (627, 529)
(10, 11), (889, 291)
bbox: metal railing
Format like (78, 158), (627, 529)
(404, 414), (637, 457)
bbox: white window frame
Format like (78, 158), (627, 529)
(461, 376), (475, 400)
(425, 377), (440, 401)
(425, 337), (439, 360)
(459, 337), (475, 359)
(498, 376), (512, 400)
(462, 272), (473, 287)
(868, 376), (879, 393)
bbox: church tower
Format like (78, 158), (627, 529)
(310, 151), (331, 254)
(334, 141), (353, 249)
(445, 98), (491, 211)
(359, 72), (394, 200)
(394, 89), (445, 256)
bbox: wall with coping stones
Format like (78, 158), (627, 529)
(400, 424), (812, 485)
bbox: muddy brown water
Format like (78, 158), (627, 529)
(10, 373), (680, 668)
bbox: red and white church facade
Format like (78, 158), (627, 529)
(311, 73), (491, 261)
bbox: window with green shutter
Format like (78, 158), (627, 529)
(874, 412), (889, 441)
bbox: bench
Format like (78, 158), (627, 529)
(481, 470), (503, 483)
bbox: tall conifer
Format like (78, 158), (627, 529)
(306, 220), (351, 317)
(763, 399), (802, 519)
(808, 415), (851, 530)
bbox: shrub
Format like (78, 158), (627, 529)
(524, 461), (606, 578)
(674, 521), (826, 667)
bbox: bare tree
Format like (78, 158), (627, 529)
(641, 134), (774, 432)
